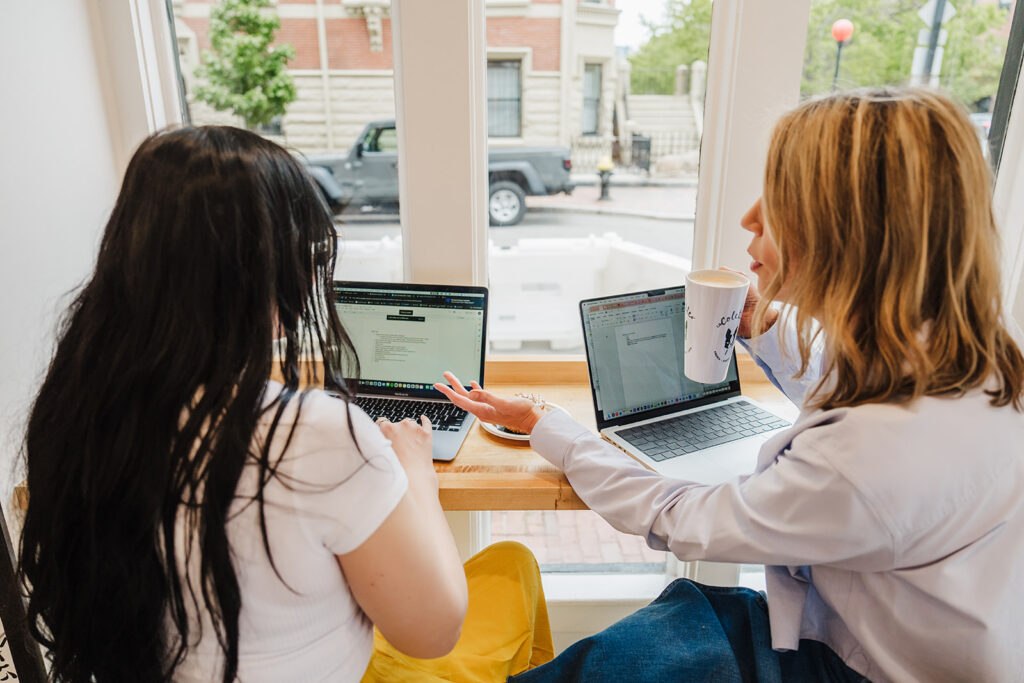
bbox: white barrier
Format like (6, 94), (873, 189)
(336, 234), (692, 351)
(335, 235), (403, 283)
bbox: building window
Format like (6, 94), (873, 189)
(582, 63), (602, 135)
(488, 60), (522, 137)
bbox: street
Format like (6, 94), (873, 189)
(335, 209), (696, 259)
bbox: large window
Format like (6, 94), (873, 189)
(488, 60), (523, 138)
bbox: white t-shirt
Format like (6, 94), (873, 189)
(172, 382), (408, 682)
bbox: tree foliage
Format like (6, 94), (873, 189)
(628, 0), (1010, 108)
(194, 0), (297, 129)
(803, 0), (1010, 108)
(940, 3), (1012, 108)
(628, 0), (712, 94)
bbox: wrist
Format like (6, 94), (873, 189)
(744, 309), (779, 339)
(520, 406), (545, 435)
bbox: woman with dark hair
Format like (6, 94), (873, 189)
(18, 127), (551, 682)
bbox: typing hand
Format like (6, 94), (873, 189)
(433, 371), (544, 436)
(376, 415), (437, 491)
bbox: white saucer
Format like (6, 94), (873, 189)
(478, 403), (566, 441)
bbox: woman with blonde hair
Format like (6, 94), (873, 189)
(439, 88), (1024, 681)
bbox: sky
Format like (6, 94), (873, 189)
(614, 0), (668, 51)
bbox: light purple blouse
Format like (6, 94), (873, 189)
(530, 319), (1024, 682)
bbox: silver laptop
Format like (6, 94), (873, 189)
(334, 281), (487, 461)
(580, 286), (791, 484)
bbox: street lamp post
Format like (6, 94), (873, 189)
(831, 19), (854, 92)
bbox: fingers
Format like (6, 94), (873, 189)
(437, 386), (477, 412)
(376, 417), (394, 437)
(436, 381), (488, 409)
(467, 387), (499, 406)
(434, 382), (461, 403)
(376, 416), (430, 430)
(441, 371), (471, 397)
(718, 266), (748, 281)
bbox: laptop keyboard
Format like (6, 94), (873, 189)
(355, 397), (469, 432)
(617, 401), (790, 462)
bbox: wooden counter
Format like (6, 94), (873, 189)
(437, 353), (796, 511)
(12, 353), (794, 513)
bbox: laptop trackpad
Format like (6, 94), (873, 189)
(655, 437), (764, 485)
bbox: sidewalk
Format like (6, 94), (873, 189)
(570, 171), (696, 188)
(491, 510), (666, 568)
(528, 176), (697, 221)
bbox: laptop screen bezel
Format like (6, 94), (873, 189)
(334, 280), (488, 399)
(579, 286), (743, 431)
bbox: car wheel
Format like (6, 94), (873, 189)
(488, 181), (527, 226)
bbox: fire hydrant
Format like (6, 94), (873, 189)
(597, 156), (613, 201)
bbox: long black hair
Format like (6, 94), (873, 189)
(18, 126), (359, 682)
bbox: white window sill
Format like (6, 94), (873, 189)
(541, 572), (671, 604)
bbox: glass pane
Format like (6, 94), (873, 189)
(484, 0), (713, 574)
(583, 64), (602, 134)
(488, 61), (523, 137)
(802, 0), (1013, 165)
(484, 0), (705, 353)
(171, 0), (403, 282)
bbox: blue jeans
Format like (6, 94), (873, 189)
(509, 579), (870, 683)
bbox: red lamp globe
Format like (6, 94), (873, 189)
(832, 19), (854, 43)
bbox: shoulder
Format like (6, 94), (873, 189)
(783, 391), (1024, 533)
(258, 383), (394, 478)
(253, 385), (409, 555)
(792, 389), (1024, 463)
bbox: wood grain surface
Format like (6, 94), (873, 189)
(12, 353), (794, 512)
(435, 352), (796, 511)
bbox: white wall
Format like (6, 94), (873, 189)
(0, 1), (121, 515)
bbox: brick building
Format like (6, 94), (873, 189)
(173, 0), (621, 166)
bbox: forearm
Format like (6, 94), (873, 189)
(530, 410), (708, 554)
(405, 465), (466, 584)
(529, 410), (895, 569)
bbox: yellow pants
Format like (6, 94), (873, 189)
(361, 541), (554, 682)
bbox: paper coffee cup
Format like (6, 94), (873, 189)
(684, 269), (750, 384)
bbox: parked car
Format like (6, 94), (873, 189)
(303, 120), (575, 226)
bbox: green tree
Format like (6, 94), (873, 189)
(803, 0), (1009, 108)
(802, 0), (920, 95)
(629, 0), (1009, 108)
(941, 3), (1011, 108)
(194, 0), (297, 130)
(628, 0), (713, 94)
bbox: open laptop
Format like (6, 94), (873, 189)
(580, 286), (792, 484)
(333, 281), (487, 461)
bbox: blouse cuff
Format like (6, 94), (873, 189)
(529, 408), (592, 470)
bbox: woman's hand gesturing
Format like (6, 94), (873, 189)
(433, 372), (545, 436)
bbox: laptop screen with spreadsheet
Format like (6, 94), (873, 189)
(581, 286), (740, 429)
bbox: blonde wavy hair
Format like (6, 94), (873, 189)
(753, 88), (1024, 411)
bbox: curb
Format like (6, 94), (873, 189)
(570, 175), (698, 188)
(528, 204), (691, 222)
